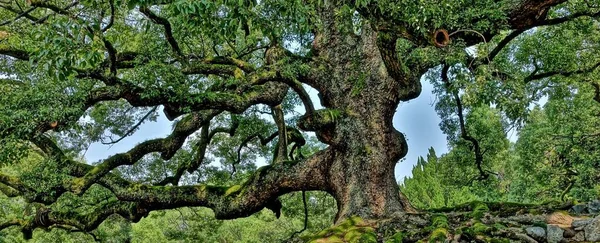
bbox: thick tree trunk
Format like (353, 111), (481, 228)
(328, 117), (410, 221)
(304, 2), (421, 222)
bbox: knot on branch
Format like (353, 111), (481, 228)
(34, 207), (51, 227)
(433, 29), (450, 47)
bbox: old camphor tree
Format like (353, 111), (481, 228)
(1, 0), (600, 241)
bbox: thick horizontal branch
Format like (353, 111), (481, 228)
(506, 0), (567, 29)
(364, 0), (572, 48)
(181, 63), (240, 76)
(46, 200), (141, 232)
(161, 82), (289, 119)
(117, 148), (334, 219)
(0, 200), (141, 238)
(24, 136), (334, 232)
(198, 56), (256, 73)
(80, 69), (290, 119)
(0, 173), (31, 196)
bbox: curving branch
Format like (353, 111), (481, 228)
(156, 123), (209, 186)
(289, 79), (315, 115)
(485, 29), (526, 63)
(139, 6), (183, 57)
(232, 131), (278, 174)
(101, 37), (119, 76)
(441, 65), (488, 180)
(288, 191), (308, 240)
(535, 8), (600, 27)
(100, 0), (115, 32)
(375, 28), (422, 101)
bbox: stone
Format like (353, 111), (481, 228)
(547, 212), (575, 228)
(573, 231), (585, 242)
(571, 204), (587, 214)
(571, 218), (592, 228)
(547, 224), (564, 243)
(562, 228), (576, 238)
(515, 233), (539, 243)
(526, 226), (546, 241)
(584, 215), (600, 242)
(588, 200), (600, 214)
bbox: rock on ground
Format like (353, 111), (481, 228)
(525, 226), (545, 241)
(547, 224), (564, 243)
(584, 215), (600, 242)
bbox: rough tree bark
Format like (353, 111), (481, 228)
(296, 2), (421, 221)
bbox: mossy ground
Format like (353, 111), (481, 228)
(304, 216), (377, 243)
(302, 201), (585, 243)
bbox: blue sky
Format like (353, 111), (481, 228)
(392, 81), (448, 180)
(84, 80), (448, 181)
